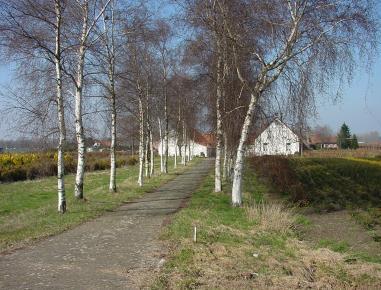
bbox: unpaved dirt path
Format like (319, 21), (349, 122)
(0, 159), (214, 290)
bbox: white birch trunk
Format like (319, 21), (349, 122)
(183, 125), (187, 166)
(109, 98), (116, 192)
(215, 96), (223, 192)
(214, 38), (223, 192)
(145, 127), (149, 178)
(174, 136), (178, 169)
(138, 98), (144, 186)
(232, 93), (258, 206)
(55, 0), (66, 213)
(187, 139), (191, 162)
(174, 104), (181, 169)
(150, 129), (154, 177)
(72, 0), (112, 198)
(164, 93), (169, 173)
(103, 1), (117, 193)
(74, 5), (89, 200)
(158, 117), (164, 173)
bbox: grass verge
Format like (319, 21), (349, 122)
(153, 168), (381, 289)
(0, 157), (200, 252)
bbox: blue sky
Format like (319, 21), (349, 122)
(312, 59), (381, 134)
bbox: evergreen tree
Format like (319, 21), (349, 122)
(351, 134), (359, 149)
(337, 123), (351, 149)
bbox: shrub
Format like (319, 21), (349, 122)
(0, 167), (27, 182)
(0, 151), (139, 182)
(126, 156), (138, 166)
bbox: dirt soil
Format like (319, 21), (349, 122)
(0, 159), (214, 290)
(300, 210), (381, 257)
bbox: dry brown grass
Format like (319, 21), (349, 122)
(157, 236), (381, 289)
(244, 202), (295, 235)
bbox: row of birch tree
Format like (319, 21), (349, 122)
(0, 0), (378, 211)
(181, 0), (378, 206)
(0, 0), (202, 213)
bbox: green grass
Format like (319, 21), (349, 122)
(0, 157), (199, 252)
(161, 175), (259, 244)
(317, 239), (350, 253)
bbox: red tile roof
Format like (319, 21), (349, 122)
(190, 130), (216, 147)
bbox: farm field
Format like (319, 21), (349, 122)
(154, 156), (381, 288)
(0, 157), (199, 253)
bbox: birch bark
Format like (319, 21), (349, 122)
(174, 104), (181, 169)
(158, 117), (164, 173)
(102, 3), (117, 193)
(231, 93), (258, 206)
(74, 3), (88, 199)
(109, 96), (116, 192)
(214, 45), (223, 192)
(138, 97), (144, 186)
(55, 0), (66, 213)
(73, 0), (112, 198)
(145, 127), (149, 177)
(150, 129), (154, 177)
(182, 121), (187, 165)
(164, 92), (168, 173)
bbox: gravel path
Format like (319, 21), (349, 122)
(0, 159), (213, 290)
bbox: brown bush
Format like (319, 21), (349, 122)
(249, 156), (307, 204)
(126, 156), (138, 166)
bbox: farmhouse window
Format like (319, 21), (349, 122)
(263, 143), (268, 151)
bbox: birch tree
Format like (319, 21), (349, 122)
(0, 0), (68, 213)
(99, 0), (118, 192)
(154, 21), (173, 174)
(214, 0), (377, 206)
(69, 0), (111, 199)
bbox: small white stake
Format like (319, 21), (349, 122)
(193, 226), (197, 243)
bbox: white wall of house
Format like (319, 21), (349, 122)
(158, 137), (210, 157)
(247, 119), (300, 156)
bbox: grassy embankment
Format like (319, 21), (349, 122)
(251, 156), (381, 210)
(0, 157), (200, 252)
(251, 156), (381, 242)
(153, 158), (381, 289)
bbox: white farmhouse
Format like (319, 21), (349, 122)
(247, 118), (300, 156)
(157, 130), (216, 158)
